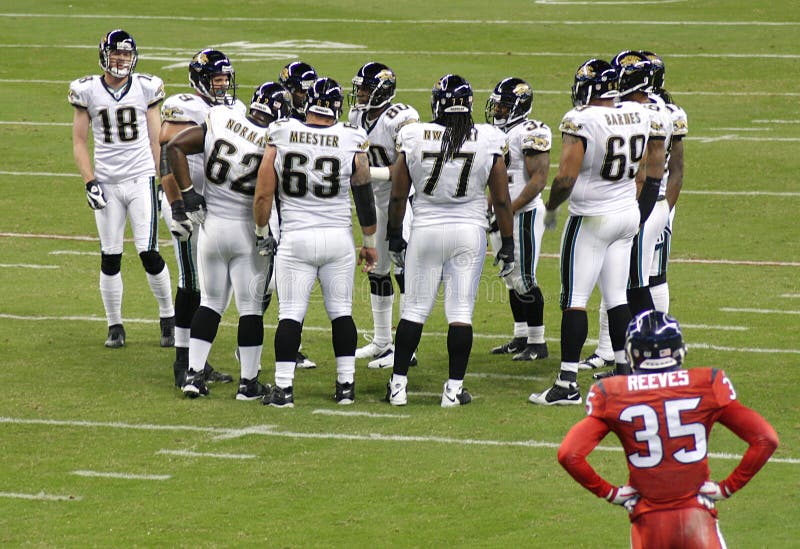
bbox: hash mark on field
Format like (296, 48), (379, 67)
(312, 409), (410, 419)
(0, 491), (82, 502)
(156, 449), (255, 460)
(0, 263), (59, 269)
(4, 416), (798, 464)
(71, 470), (170, 481)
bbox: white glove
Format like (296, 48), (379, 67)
(182, 187), (207, 225)
(607, 485), (639, 513)
(544, 208), (558, 231)
(699, 481), (730, 501)
(85, 180), (108, 210)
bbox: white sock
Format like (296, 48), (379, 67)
(175, 327), (190, 349)
(614, 350), (627, 364)
(188, 338), (212, 373)
(391, 373), (407, 386)
(100, 272), (123, 326)
(528, 325), (545, 345)
(371, 294), (394, 347)
(336, 355), (355, 384)
(275, 361), (295, 389)
(513, 322), (527, 338)
(651, 282), (670, 312)
(146, 266), (175, 318)
(238, 345), (262, 380)
(446, 379), (463, 393)
(399, 293), (406, 319)
(596, 306), (613, 360)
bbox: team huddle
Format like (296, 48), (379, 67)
(70, 30), (778, 548)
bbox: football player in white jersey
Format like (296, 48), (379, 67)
(159, 48), (241, 387)
(385, 74), (515, 407)
(167, 82), (292, 400)
(347, 62), (420, 368)
(581, 51), (677, 376)
(528, 58), (664, 406)
(485, 77), (551, 362)
(278, 61), (317, 122)
(254, 78), (378, 408)
(69, 29), (174, 349)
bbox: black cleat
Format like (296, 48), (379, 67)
(236, 377), (271, 401)
(528, 380), (581, 406)
(512, 343), (549, 361)
(173, 359), (188, 388)
(182, 369), (209, 398)
(105, 324), (126, 348)
(265, 385), (294, 408)
(335, 381), (355, 405)
(490, 337), (526, 355)
(203, 362), (233, 383)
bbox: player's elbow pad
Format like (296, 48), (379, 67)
(638, 176), (661, 223)
(352, 183), (377, 227)
(159, 143), (171, 176)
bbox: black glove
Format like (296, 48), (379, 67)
(169, 199), (192, 241)
(256, 235), (278, 257)
(182, 187), (207, 224)
(387, 228), (407, 269)
(494, 235), (515, 277)
(85, 180), (108, 210)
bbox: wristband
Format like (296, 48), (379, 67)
(369, 166), (391, 182)
(363, 233), (376, 248)
(255, 224), (270, 238)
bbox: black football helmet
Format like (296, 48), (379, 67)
(349, 62), (397, 111)
(485, 77), (533, 129)
(279, 61), (317, 112)
(612, 50), (654, 97)
(249, 82), (292, 124)
(431, 74), (473, 121)
(305, 77), (344, 119)
(189, 49), (236, 105)
(625, 310), (687, 372)
(571, 59), (619, 107)
(99, 29), (137, 78)
(640, 50), (666, 92)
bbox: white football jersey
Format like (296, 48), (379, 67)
(505, 118), (551, 213)
(202, 106), (269, 220)
(348, 102), (419, 170)
(162, 93), (246, 194)
(559, 102), (651, 216)
(398, 122), (507, 229)
(268, 118), (369, 232)
(68, 73), (164, 184)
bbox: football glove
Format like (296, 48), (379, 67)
(494, 235), (515, 278)
(85, 180), (108, 210)
(182, 187), (207, 225)
(544, 208), (558, 231)
(607, 485), (639, 513)
(699, 481), (730, 501)
(256, 235), (278, 257)
(486, 210), (499, 233)
(156, 184), (165, 212)
(169, 200), (192, 242)
(387, 230), (407, 269)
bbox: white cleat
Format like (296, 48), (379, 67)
(356, 340), (393, 360)
(385, 378), (407, 406)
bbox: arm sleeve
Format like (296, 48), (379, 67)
(716, 401), (779, 496)
(557, 416), (616, 499)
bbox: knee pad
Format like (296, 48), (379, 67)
(139, 250), (166, 275)
(100, 253), (122, 276)
(368, 273), (394, 297)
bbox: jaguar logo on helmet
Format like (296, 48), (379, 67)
(577, 64), (596, 79)
(280, 67), (290, 80)
(194, 52), (208, 66)
(618, 54), (643, 68)
(376, 69), (395, 83)
(513, 82), (531, 97)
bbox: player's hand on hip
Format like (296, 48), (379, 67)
(169, 200), (192, 241)
(698, 480), (729, 509)
(182, 187), (207, 225)
(607, 485), (639, 513)
(85, 180), (108, 210)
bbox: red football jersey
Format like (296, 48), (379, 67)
(559, 367), (777, 521)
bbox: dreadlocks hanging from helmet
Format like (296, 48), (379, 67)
(431, 74), (475, 161)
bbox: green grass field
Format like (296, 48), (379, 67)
(1, 1), (799, 546)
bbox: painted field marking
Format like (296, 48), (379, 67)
(1, 13), (799, 26)
(49, 250), (101, 256)
(753, 119), (800, 124)
(0, 263), (59, 269)
(0, 313), (775, 355)
(3, 416), (797, 464)
(721, 307), (800, 315)
(156, 449), (255, 460)
(312, 409), (410, 419)
(781, 294), (800, 298)
(71, 470), (170, 481)
(0, 491), (82, 501)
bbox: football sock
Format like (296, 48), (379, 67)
(560, 309), (588, 363)
(146, 266), (175, 318)
(650, 282), (670, 312)
(370, 294), (394, 347)
(596, 304), (613, 360)
(99, 272), (123, 326)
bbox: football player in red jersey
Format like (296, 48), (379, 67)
(558, 310), (779, 549)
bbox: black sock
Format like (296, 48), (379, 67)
(274, 319), (302, 363)
(607, 304), (632, 352)
(393, 319), (424, 376)
(331, 316), (357, 357)
(447, 324), (473, 380)
(627, 286), (654, 316)
(560, 309), (588, 363)
(190, 307), (221, 343)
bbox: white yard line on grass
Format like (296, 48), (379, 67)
(0, 263), (59, 269)
(49, 250), (101, 256)
(3, 416), (797, 463)
(721, 307), (800, 315)
(156, 449), (255, 460)
(0, 491), (81, 501)
(71, 470), (170, 480)
(312, 409), (410, 419)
